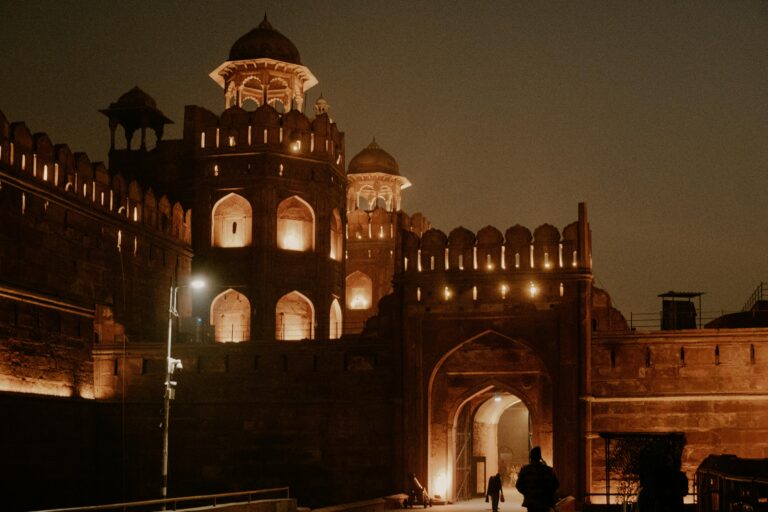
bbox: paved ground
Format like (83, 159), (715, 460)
(429, 491), (525, 512)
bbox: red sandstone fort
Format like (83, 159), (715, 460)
(1, 16), (766, 512)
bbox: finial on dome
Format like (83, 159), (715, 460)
(314, 93), (330, 115)
(259, 13), (273, 30)
(368, 137), (380, 149)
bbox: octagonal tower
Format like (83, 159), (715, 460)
(345, 139), (416, 333)
(188, 18), (345, 342)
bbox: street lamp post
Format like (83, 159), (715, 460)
(161, 278), (205, 502)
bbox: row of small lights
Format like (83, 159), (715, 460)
(415, 281), (565, 302)
(201, 127), (343, 165)
(405, 246), (578, 272)
(3, 144), (170, 226)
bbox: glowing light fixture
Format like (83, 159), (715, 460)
(434, 472), (449, 499)
(528, 282), (539, 298)
(500, 284), (509, 299)
(443, 286), (452, 300)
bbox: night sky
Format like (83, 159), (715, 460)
(1, 1), (767, 320)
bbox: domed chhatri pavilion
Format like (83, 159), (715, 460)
(209, 15), (318, 111)
(1, 15), (767, 512)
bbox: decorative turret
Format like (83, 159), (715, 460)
(209, 15), (318, 111)
(314, 94), (330, 116)
(100, 86), (173, 151)
(347, 138), (411, 212)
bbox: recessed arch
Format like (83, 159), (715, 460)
(330, 208), (343, 260)
(210, 288), (251, 343)
(211, 193), (252, 248)
(276, 195), (315, 252)
(275, 290), (315, 340)
(329, 298), (342, 340)
(346, 271), (373, 310)
(426, 330), (552, 503)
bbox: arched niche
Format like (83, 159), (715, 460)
(276, 195), (315, 252)
(346, 271), (373, 310)
(329, 299), (342, 340)
(276, 291), (315, 340)
(330, 208), (343, 260)
(210, 289), (251, 343)
(212, 193), (252, 248)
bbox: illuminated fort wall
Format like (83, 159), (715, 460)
(0, 109), (192, 398)
(586, 327), (768, 503)
(393, 212), (593, 501)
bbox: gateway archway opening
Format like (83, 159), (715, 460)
(455, 391), (530, 502)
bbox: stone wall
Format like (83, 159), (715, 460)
(587, 328), (768, 502)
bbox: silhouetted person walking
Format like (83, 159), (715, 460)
(516, 447), (559, 512)
(486, 472), (504, 512)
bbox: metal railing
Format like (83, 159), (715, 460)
(30, 487), (291, 512)
(742, 282), (768, 312)
(628, 311), (731, 330)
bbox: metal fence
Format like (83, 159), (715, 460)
(30, 487), (291, 512)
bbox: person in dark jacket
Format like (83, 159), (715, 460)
(486, 472), (504, 512)
(516, 447), (559, 512)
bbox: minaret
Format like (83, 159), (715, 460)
(190, 17), (345, 343)
(209, 15), (318, 111)
(344, 138), (412, 333)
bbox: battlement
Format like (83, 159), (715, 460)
(0, 108), (192, 245)
(346, 208), (431, 241)
(401, 219), (591, 275)
(184, 104), (345, 172)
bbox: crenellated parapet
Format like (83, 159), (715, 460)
(402, 222), (586, 273)
(397, 204), (592, 306)
(184, 103), (345, 174)
(0, 108), (192, 245)
(346, 209), (431, 242)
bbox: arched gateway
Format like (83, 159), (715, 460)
(428, 331), (553, 502)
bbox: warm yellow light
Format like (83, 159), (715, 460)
(434, 472), (449, 498)
(190, 278), (206, 289)
(350, 295), (368, 309)
(500, 284), (509, 298)
(486, 263), (494, 270)
(0, 378), (74, 398)
(544, 262), (552, 269)
(443, 286), (452, 300)
(291, 140), (301, 152)
(282, 233), (302, 250)
(529, 282), (539, 298)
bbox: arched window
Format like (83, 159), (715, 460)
(276, 196), (314, 251)
(212, 193), (252, 248)
(210, 289), (251, 343)
(329, 299), (342, 340)
(346, 271), (373, 310)
(330, 208), (343, 260)
(276, 291), (314, 340)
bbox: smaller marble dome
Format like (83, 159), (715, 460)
(348, 138), (400, 176)
(229, 15), (302, 64)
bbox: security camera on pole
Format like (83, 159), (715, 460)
(161, 277), (205, 503)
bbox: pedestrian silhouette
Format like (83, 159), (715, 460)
(516, 447), (559, 512)
(486, 472), (504, 512)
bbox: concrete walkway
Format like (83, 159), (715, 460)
(430, 491), (525, 512)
